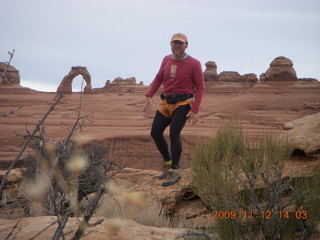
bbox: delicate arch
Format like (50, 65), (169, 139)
(57, 66), (92, 94)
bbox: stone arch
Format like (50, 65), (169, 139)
(57, 66), (92, 94)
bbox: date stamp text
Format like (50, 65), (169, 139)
(211, 210), (308, 220)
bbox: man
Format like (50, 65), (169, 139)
(143, 33), (205, 186)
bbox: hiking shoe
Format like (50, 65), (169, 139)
(155, 164), (171, 180)
(162, 170), (181, 186)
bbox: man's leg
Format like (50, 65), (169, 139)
(150, 110), (172, 163)
(169, 104), (191, 169)
(162, 104), (190, 186)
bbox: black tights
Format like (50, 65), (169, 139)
(150, 104), (191, 169)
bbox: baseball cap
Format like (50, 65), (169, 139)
(171, 33), (188, 43)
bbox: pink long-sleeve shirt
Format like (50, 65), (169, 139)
(146, 54), (205, 113)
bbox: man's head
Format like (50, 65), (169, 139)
(170, 33), (188, 59)
(171, 33), (188, 44)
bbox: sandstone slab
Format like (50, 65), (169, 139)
(283, 112), (320, 158)
(0, 216), (185, 240)
(113, 168), (191, 213)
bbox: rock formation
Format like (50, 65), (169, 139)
(1, 76), (320, 238)
(283, 112), (320, 158)
(203, 61), (218, 81)
(0, 62), (20, 85)
(298, 78), (318, 82)
(104, 77), (138, 92)
(240, 73), (258, 83)
(218, 71), (241, 82)
(259, 73), (267, 81)
(0, 216), (185, 240)
(56, 66), (92, 94)
(304, 100), (320, 111)
(263, 56), (297, 81)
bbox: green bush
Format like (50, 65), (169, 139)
(191, 120), (319, 239)
(290, 167), (320, 239)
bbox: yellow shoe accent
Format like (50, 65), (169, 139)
(165, 160), (172, 166)
(169, 168), (178, 172)
(156, 164), (170, 180)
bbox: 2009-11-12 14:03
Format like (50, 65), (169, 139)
(211, 210), (308, 220)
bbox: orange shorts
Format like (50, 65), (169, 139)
(158, 99), (193, 118)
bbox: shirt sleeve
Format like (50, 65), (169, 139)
(146, 58), (166, 97)
(190, 60), (205, 113)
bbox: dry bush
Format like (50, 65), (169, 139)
(190, 120), (319, 240)
(21, 136), (110, 216)
(94, 181), (186, 228)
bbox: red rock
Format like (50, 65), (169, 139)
(1, 80), (320, 170)
(203, 61), (218, 82)
(283, 112), (320, 158)
(218, 71), (241, 82)
(241, 73), (258, 82)
(103, 77), (139, 93)
(0, 216), (185, 240)
(0, 62), (20, 85)
(56, 66), (92, 94)
(264, 56), (297, 81)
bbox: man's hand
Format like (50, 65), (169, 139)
(186, 111), (199, 125)
(143, 97), (152, 112)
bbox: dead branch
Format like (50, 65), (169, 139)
(61, 78), (92, 148)
(0, 49), (15, 82)
(11, 227), (21, 240)
(0, 94), (64, 202)
(52, 192), (67, 240)
(63, 114), (93, 148)
(4, 217), (22, 240)
(52, 209), (72, 240)
(0, 106), (23, 117)
(51, 176), (105, 240)
(28, 220), (58, 240)
(71, 186), (106, 240)
(176, 230), (215, 240)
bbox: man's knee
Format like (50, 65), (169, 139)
(151, 129), (161, 140)
(170, 132), (181, 143)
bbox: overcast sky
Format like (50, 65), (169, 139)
(1, 0), (320, 92)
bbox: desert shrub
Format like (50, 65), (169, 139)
(21, 137), (109, 216)
(191, 121), (243, 211)
(290, 167), (320, 239)
(191, 120), (318, 239)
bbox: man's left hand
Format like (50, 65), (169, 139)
(186, 111), (199, 125)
